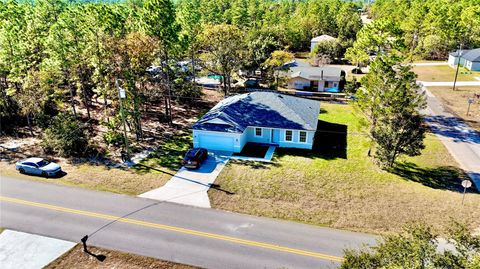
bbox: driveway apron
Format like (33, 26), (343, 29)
(138, 151), (231, 208)
(0, 230), (75, 269)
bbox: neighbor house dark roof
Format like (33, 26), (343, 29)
(192, 92), (320, 133)
(449, 50), (464, 57)
(462, 48), (480, 62)
(449, 48), (480, 62)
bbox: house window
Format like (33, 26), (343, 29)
(299, 131), (307, 143)
(255, 127), (262, 137)
(285, 130), (293, 141)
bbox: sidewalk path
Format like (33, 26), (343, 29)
(422, 87), (480, 190)
(0, 230), (75, 269)
(419, 81), (480, 87)
(138, 151), (231, 208)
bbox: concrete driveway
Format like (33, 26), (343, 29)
(139, 151), (231, 208)
(0, 230), (75, 269)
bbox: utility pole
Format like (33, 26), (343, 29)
(116, 79), (130, 162)
(162, 53), (173, 125)
(275, 69), (279, 90)
(452, 44), (463, 91)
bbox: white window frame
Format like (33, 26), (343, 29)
(285, 130), (293, 142)
(254, 127), (262, 137)
(299, 131), (307, 143)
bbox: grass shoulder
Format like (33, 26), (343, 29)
(210, 102), (480, 235)
(427, 86), (480, 132)
(413, 65), (480, 81)
(0, 133), (193, 196)
(45, 244), (198, 269)
(0, 160), (171, 196)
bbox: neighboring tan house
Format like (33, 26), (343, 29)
(448, 48), (480, 71)
(192, 92), (320, 152)
(287, 66), (343, 92)
(310, 35), (336, 53)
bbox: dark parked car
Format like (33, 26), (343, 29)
(182, 148), (208, 169)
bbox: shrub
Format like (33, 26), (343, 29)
(344, 78), (360, 95)
(174, 81), (202, 104)
(41, 113), (89, 157)
(102, 118), (124, 146)
(341, 222), (480, 269)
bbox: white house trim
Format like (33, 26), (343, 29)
(203, 118), (232, 125)
(191, 129), (242, 135)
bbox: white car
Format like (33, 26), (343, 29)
(15, 157), (62, 177)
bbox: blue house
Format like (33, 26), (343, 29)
(192, 92), (320, 153)
(448, 48), (480, 71)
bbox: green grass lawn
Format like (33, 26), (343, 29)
(413, 65), (480, 81)
(209, 103), (480, 235)
(133, 132), (192, 174)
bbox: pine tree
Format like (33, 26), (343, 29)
(142, 0), (179, 125)
(358, 55), (426, 168)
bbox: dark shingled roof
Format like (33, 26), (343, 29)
(462, 48), (480, 62)
(192, 92), (320, 133)
(449, 48), (480, 62)
(449, 50), (465, 57)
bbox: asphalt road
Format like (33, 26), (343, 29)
(0, 176), (377, 269)
(422, 87), (480, 190)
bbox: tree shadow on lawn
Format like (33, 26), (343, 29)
(227, 159), (281, 170)
(274, 120), (347, 160)
(392, 162), (477, 193)
(235, 120), (348, 168)
(133, 163), (234, 195)
(133, 163), (176, 176)
(312, 120), (347, 160)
